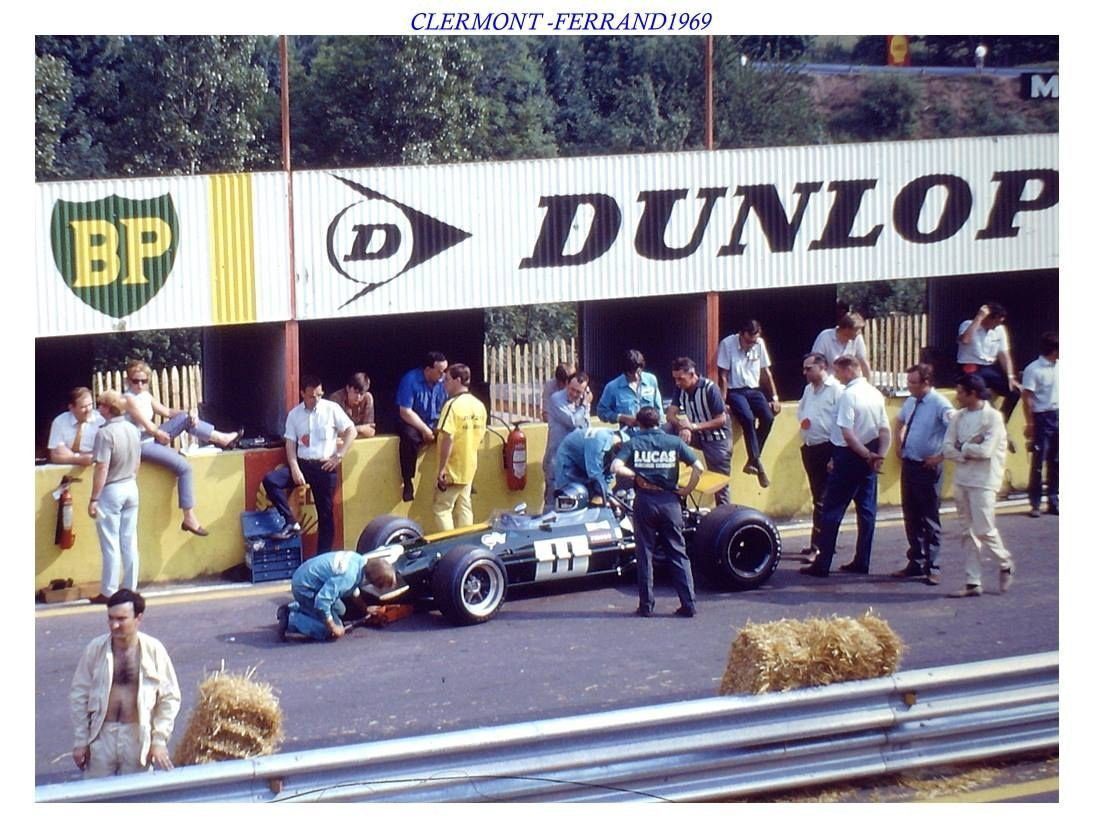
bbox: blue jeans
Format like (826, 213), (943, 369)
(727, 388), (773, 466)
(138, 413), (213, 510)
(813, 442), (880, 572)
(287, 584), (347, 641)
(1029, 410), (1059, 510)
(633, 490), (696, 611)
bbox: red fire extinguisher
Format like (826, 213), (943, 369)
(503, 421), (528, 491)
(54, 476), (79, 549)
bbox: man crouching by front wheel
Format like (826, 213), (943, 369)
(276, 552), (396, 642)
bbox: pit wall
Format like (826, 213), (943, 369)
(34, 392), (1031, 592)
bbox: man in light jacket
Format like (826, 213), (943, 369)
(69, 589), (180, 778)
(943, 374), (1015, 598)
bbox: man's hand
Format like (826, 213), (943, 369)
(1007, 376), (1021, 393)
(321, 453), (343, 472)
(679, 428), (693, 445)
(976, 304), (991, 320)
(148, 743), (173, 771)
(421, 427), (435, 444)
(1024, 423), (1035, 440)
(675, 414), (693, 430)
(153, 428), (171, 445)
(290, 465), (306, 486)
(436, 473), (450, 492)
(87, 500), (98, 519)
(619, 415), (638, 427)
(867, 453), (885, 473)
(770, 398), (782, 415)
(923, 454), (944, 468)
(72, 745), (89, 771)
(327, 619), (345, 639)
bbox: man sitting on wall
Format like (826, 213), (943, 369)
(48, 386), (105, 466)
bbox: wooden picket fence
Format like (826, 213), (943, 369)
(862, 313), (928, 392)
(91, 365), (204, 448)
(483, 338), (578, 422)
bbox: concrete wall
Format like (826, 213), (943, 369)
(34, 395), (1033, 593)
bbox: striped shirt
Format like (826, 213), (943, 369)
(670, 377), (728, 442)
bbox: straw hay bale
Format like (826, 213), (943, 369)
(718, 611), (903, 695)
(174, 665), (284, 766)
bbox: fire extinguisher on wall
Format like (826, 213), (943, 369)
(53, 475), (80, 549)
(503, 421), (527, 491)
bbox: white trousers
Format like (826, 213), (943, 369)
(95, 479), (140, 595)
(86, 722), (147, 778)
(953, 484), (1013, 588)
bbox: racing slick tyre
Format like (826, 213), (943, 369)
(690, 504), (781, 590)
(356, 515), (423, 554)
(431, 544), (508, 626)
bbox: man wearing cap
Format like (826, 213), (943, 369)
(891, 364), (953, 585)
(612, 406), (704, 618)
(48, 386), (105, 466)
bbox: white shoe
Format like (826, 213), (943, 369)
(1000, 566), (1014, 593)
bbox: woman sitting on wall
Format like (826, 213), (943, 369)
(122, 360), (240, 536)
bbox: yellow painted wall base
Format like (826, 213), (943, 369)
(34, 392), (1032, 593)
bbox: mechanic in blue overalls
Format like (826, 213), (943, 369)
(276, 551), (395, 642)
(552, 427), (621, 505)
(611, 406), (704, 618)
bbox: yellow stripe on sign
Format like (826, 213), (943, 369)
(208, 174), (257, 324)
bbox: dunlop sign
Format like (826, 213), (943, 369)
(291, 134), (1059, 320)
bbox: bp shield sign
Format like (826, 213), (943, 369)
(50, 194), (179, 318)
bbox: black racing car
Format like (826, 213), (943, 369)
(355, 480), (781, 626)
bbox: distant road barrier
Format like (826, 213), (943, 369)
(36, 651), (1057, 803)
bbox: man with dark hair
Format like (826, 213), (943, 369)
(943, 374), (1014, 598)
(69, 589), (180, 778)
(811, 312), (873, 383)
(87, 390), (142, 604)
(433, 363), (488, 532)
(263, 374), (357, 551)
(667, 356), (730, 506)
(1021, 332), (1059, 517)
(891, 363), (954, 585)
(957, 302), (1021, 424)
(48, 386), (105, 466)
(796, 353), (843, 558)
(328, 372), (376, 439)
(277, 552), (398, 642)
(612, 406), (704, 618)
(544, 371), (592, 506)
(800, 356), (891, 578)
(596, 349), (664, 434)
(395, 351), (449, 502)
(716, 319), (781, 488)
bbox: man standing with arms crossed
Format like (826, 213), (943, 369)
(70, 589), (180, 777)
(891, 364), (953, 585)
(433, 363), (488, 532)
(666, 357), (730, 506)
(612, 406), (704, 618)
(87, 391), (142, 604)
(800, 356), (890, 577)
(796, 353), (843, 559)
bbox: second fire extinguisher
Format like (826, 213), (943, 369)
(54, 475), (79, 550)
(503, 421), (527, 491)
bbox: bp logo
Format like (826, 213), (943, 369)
(50, 194), (179, 318)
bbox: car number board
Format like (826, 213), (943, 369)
(533, 535), (592, 580)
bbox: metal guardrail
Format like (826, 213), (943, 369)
(36, 651), (1057, 803)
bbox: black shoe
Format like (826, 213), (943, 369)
(799, 564), (829, 578)
(88, 593), (110, 605)
(756, 467), (771, 489)
(276, 604), (289, 642)
(1047, 505), (1059, 516)
(635, 605), (654, 617)
(743, 462), (759, 475)
(839, 562), (869, 574)
(923, 570), (941, 586)
(890, 564), (924, 578)
(402, 485), (414, 502)
(674, 605), (697, 618)
(272, 522), (301, 540)
(1028, 508), (1041, 518)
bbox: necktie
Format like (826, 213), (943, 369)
(901, 398), (922, 456)
(72, 422), (84, 454)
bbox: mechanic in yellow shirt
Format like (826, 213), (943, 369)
(432, 363), (488, 531)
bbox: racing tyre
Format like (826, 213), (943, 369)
(691, 505), (780, 590)
(356, 515), (423, 554)
(431, 544), (508, 626)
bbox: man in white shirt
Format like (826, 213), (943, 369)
(263, 374), (357, 553)
(943, 374), (1014, 598)
(811, 312), (872, 384)
(800, 356), (890, 577)
(48, 386), (105, 466)
(957, 302), (1020, 425)
(796, 353), (843, 558)
(716, 319), (781, 488)
(1021, 332), (1059, 517)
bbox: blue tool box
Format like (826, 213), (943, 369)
(241, 510), (301, 583)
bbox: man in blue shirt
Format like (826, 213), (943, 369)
(553, 427), (620, 503)
(596, 349), (663, 436)
(395, 351), (448, 502)
(612, 407), (704, 618)
(277, 550), (396, 642)
(891, 364), (954, 585)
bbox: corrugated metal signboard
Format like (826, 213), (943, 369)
(35, 172), (291, 337)
(292, 134), (1058, 320)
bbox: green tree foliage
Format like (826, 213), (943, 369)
(829, 75), (921, 141)
(837, 279), (927, 318)
(485, 303), (577, 347)
(473, 38), (558, 160)
(92, 328), (203, 372)
(733, 36), (814, 62)
(35, 55), (71, 180)
(920, 36), (1058, 67)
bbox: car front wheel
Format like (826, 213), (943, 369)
(431, 545), (508, 625)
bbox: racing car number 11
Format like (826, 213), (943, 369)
(533, 535), (592, 580)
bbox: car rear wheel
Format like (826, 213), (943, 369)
(431, 544), (507, 625)
(691, 505), (780, 590)
(356, 515), (423, 554)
